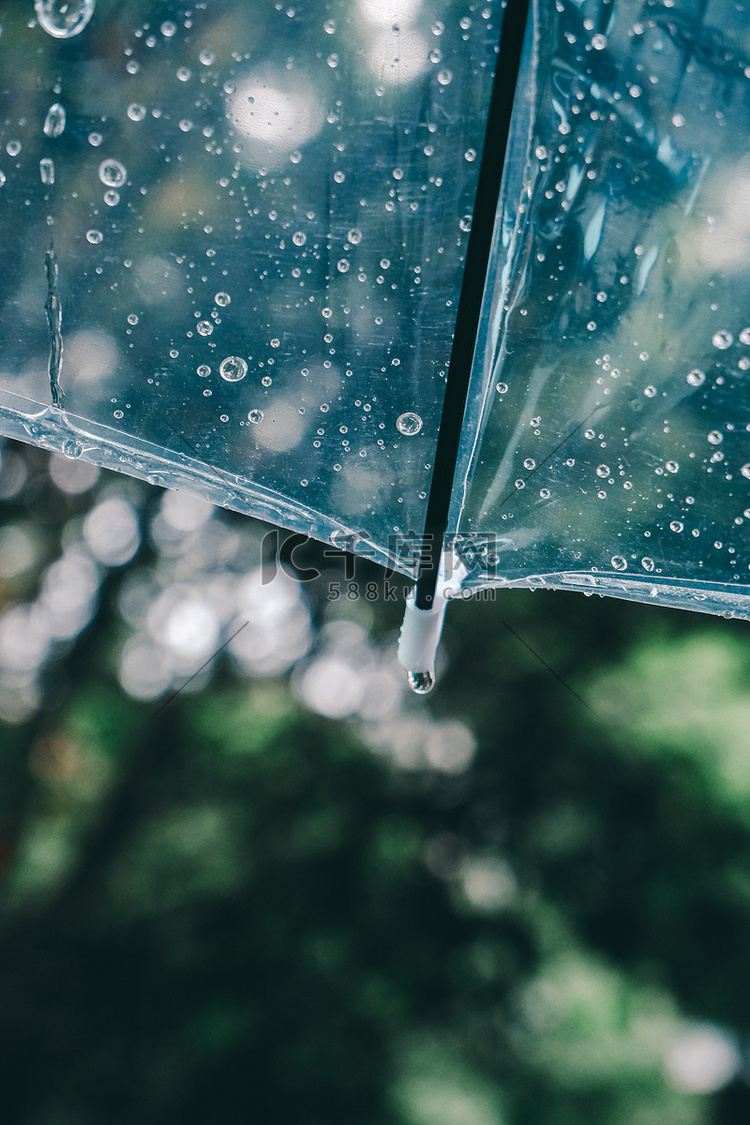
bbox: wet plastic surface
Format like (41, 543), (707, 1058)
(0, 0), (499, 574)
(453, 0), (750, 618)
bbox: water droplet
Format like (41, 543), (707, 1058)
(665, 460), (679, 474)
(591, 32), (607, 49)
(322, 307), (333, 319)
(219, 356), (247, 382)
(62, 438), (83, 459)
(127, 103), (146, 122)
(214, 291), (230, 307)
(464, 148), (476, 162)
(347, 227), (362, 245)
(437, 69), (452, 85)
(459, 215), (472, 232)
(0, 171), (6, 188)
(88, 131), (102, 147)
(408, 670), (434, 694)
(671, 113), (685, 127)
(741, 464), (750, 479)
(429, 48), (442, 63)
(98, 158), (126, 187)
(35, 0), (95, 39)
(596, 464), (610, 477)
(523, 458), (536, 470)
(324, 18), (336, 33)
(113, 408), (124, 420)
(220, 414), (229, 423)
(712, 329), (733, 350)
(539, 488), (550, 499)
(643, 385), (657, 397)
(160, 19), (176, 36)
(584, 429), (595, 440)
(176, 66), (191, 81)
(43, 102), (66, 138)
(326, 53), (339, 68)
(514, 479), (525, 490)
(247, 409), (263, 424)
(261, 375), (272, 387)
(86, 229), (103, 244)
(431, 21), (445, 35)
(333, 170), (345, 183)
(642, 557), (654, 571)
(707, 430), (723, 445)
(104, 189), (120, 206)
(337, 258), (349, 273)
(196, 320), (213, 336)
(739, 327), (750, 346)
(611, 555), (627, 570)
(670, 520), (683, 533)
(687, 368), (705, 387)
(6, 141), (21, 157)
(292, 231), (306, 246)
(197, 365), (211, 377)
(396, 412), (423, 436)
(39, 158), (55, 185)
(199, 48), (215, 65)
(496, 382), (508, 394)
(127, 313), (138, 325)
(289, 150), (302, 164)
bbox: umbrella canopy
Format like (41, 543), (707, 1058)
(0, 0), (748, 687)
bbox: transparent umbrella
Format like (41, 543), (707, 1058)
(0, 0), (748, 692)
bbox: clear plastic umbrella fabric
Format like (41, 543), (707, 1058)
(2, 0), (750, 624)
(451, 0), (750, 619)
(0, 0), (497, 576)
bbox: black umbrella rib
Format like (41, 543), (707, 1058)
(415, 0), (530, 610)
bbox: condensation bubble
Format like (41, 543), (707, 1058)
(43, 102), (66, 138)
(98, 158), (126, 187)
(396, 412), (423, 436)
(429, 48), (442, 63)
(670, 520), (683, 533)
(707, 430), (723, 445)
(247, 409), (263, 424)
(214, 291), (231, 307)
(642, 557), (655, 571)
(127, 103), (146, 121)
(196, 320), (213, 336)
(611, 555), (627, 570)
(219, 356), (248, 382)
(86, 229), (103, 244)
(36, 0), (95, 39)
(712, 329), (733, 350)
(687, 368), (705, 387)
(197, 364), (211, 377)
